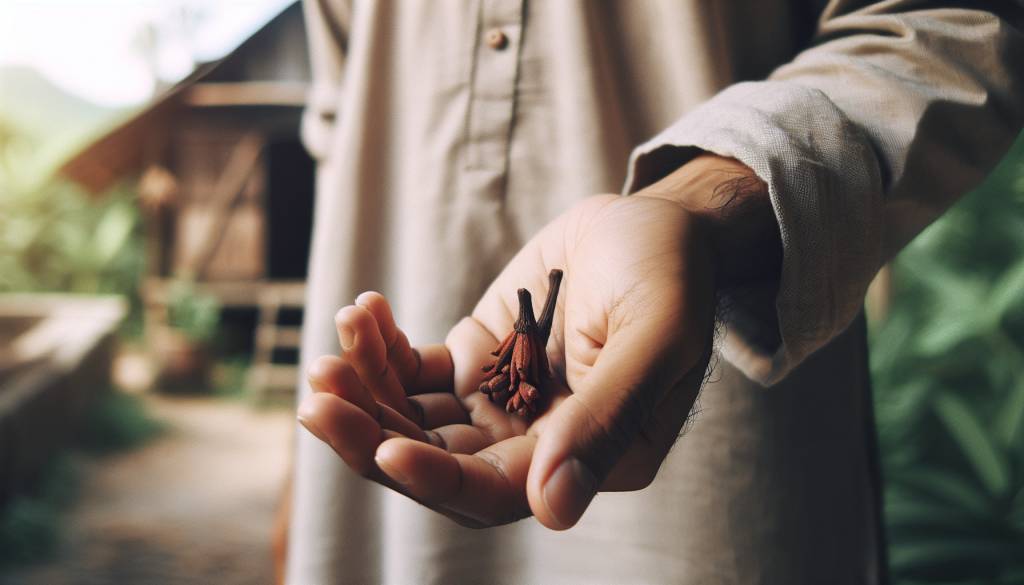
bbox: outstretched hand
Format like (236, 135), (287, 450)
(297, 155), (775, 529)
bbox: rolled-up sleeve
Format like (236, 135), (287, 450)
(624, 1), (1024, 385)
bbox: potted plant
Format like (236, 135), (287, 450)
(152, 279), (220, 392)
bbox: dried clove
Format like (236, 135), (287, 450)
(479, 269), (563, 417)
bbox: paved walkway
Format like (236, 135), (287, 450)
(1, 394), (293, 585)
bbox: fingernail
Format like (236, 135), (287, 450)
(542, 457), (598, 529)
(297, 414), (329, 445)
(375, 454), (410, 486)
(339, 326), (355, 350)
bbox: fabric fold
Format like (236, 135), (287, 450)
(624, 81), (884, 385)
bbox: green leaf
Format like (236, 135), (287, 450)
(933, 392), (1010, 497)
(93, 203), (135, 265)
(890, 538), (1019, 574)
(995, 373), (1024, 448)
(891, 466), (991, 516)
(1010, 486), (1024, 529)
(885, 497), (986, 530)
(166, 280), (221, 343)
(987, 257), (1024, 323)
(915, 310), (984, 357)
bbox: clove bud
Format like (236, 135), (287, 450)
(479, 269), (563, 417)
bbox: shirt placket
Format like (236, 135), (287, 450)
(464, 0), (525, 178)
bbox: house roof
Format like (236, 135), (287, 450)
(58, 1), (308, 195)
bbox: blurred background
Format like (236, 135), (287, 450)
(0, 1), (1022, 583)
(1, 1), (304, 583)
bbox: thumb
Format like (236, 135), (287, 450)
(526, 292), (711, 530)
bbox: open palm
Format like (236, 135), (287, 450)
(299, 193), (717, 529)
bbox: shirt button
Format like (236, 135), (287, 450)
(485, 28), (509, 50)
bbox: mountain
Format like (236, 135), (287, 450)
(0, 66), (126, 186)
(0, 66), (116, 140)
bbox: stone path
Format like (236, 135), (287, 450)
(0, 394), (293, 585)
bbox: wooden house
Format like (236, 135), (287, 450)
(59, 2), (313, 395)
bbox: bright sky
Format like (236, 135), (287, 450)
(0, 0), (294, 107)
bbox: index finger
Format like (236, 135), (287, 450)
(355, 292), (453, 394)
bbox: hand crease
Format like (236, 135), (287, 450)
(411, 347), (423, 382)
(384, 331), (400, 357)
(476, 450), (509, 486)
(426, 429), (448, 450)
(409, 398), (426, 427)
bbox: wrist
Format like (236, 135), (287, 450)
(636, 154), (782, 289)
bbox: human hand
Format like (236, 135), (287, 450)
(297, 155), (777, 529)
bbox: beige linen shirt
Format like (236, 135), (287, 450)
(289, 1), (1024, 583)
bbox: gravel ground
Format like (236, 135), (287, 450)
(0, 394), (294, 585)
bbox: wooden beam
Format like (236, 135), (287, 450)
(183, 82), (308, 107)
(184, 132), (265, 280)
(142, 278), (306, 308)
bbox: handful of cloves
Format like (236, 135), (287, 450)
(479, 269), (563, 417)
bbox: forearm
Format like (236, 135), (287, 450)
(624, 6), (1022, 385)
(637, 154), (782, 291)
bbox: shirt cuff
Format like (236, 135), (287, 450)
(623, 81), (884, 386)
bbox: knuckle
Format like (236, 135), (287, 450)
(424, 428), (446, 449)
(409, 399), (425, 427)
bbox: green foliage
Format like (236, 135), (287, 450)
(0, 66), (121, 190)
(79, 388), (165, 454)
(211, 355), (252, 400)
(0, 456), (78, 566)
(165, 279), (221, 343)
(0, 93), (142, 307)
(872, 133), (1024, 584)
(0, 389), (162, 567)
(0, 114), (147, 336)
(0, 178), (143, 297)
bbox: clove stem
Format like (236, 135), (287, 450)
(537, 269), (563, 344)
(513, 288), (537, 333)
